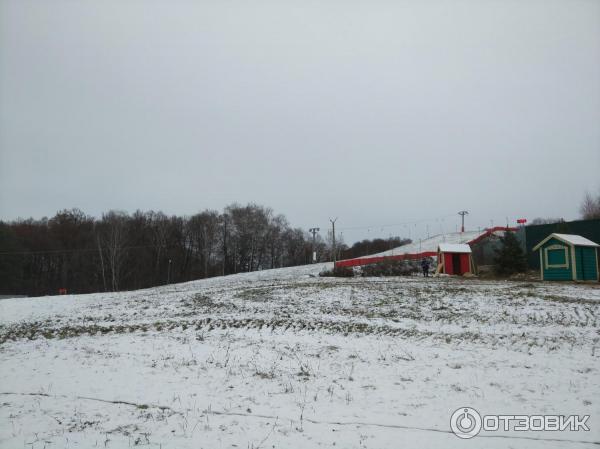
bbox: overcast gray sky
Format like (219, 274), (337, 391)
(1, 0), (599, 244)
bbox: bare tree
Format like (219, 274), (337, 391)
(188, 210), (220, 278)
(98, 211), (129, 292)
(580, 190), (600, 220)
(148, 211), (171, 282)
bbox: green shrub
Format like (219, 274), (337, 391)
(319, 266), (355, 277)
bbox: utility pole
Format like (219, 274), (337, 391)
(458, 210), (469, 233)
(309, 227), (320, 263)
(329, 218), (338, 263)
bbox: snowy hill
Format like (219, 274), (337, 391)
(359, 230), (484, 258)
(1, 264), (599, 448)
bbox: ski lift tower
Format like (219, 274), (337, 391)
(458, 210), (469, 233)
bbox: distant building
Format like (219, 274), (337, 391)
(533, 233), (599, 281)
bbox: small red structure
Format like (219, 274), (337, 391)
(437, 243), (474, 275)
(58, 288), (67, 295)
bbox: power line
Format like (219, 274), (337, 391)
(336, 213), (457, 232)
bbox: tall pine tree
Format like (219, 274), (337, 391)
(494, 231), (527, 275)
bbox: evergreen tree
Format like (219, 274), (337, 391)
(494, 231), (527, 275)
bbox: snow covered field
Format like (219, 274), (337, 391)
(1, 264), (599, 448)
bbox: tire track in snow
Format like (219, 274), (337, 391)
(2, 392), (597, 447)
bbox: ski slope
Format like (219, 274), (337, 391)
(356, 230), (482, 257)
(337, 227), (515, 267)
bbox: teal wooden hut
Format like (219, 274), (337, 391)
(533, 233), (599, 281)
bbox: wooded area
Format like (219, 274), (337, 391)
(0, 204), (410, 297)
(0, 205), (315, 296)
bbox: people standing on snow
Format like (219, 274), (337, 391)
(421, 258), (430, 277)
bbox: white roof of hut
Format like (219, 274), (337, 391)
(533, 233), (599, 251)
(438, 243), (472, 254)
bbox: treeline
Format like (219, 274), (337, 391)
(340, 237), (411, 260)
(0, 204), (334, 297)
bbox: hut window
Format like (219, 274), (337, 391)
(544, 244), (569, 269)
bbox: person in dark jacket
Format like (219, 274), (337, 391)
(421, 258), (430, 277)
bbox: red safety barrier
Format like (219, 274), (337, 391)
(335, 251), (438, 268)
(467, 226), (517, 246)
